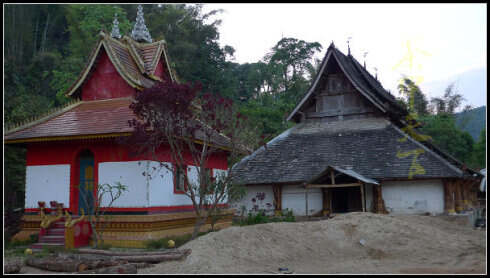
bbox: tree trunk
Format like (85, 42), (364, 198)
(4, 261), (22, 274)
(192, 215), (208, 239)
(77, 248), (191, 257)
(75, 259), (128, 272)
(25, 257), (86, 272)
(77, 264), (137, 274)
(41, 12), (50, 53)
(111, 251), (192, 263)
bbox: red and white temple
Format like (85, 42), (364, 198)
(6, 6), (233, 248)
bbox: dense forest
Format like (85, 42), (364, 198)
(455, 106), (486, 141)
(4, 4), (486, 213)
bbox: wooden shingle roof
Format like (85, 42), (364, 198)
(233, 44), (480, 184)
(4, 98), (135, 143)
(232, 117), (466, 185)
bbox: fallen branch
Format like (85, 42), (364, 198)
(25, 256), (86, 272)
(76, 259), (128, 272)
(77, 248), (191, 257)
(77, 263), (137, 274)
(111, 249), (191, 263)
(4, 261), (22, 274)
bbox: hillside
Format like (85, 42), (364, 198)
(455, 106), (486, 141)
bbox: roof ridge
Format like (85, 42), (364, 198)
(5, 98), (83, 135)
(124, 37), (147, 74)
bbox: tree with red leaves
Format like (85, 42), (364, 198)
(128, 81), (253, 239)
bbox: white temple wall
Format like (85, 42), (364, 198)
(98, 161), (150, 207)
(282, 185), (323, 216)
(25, 164), (71, 208)
(147, 163), (229, 207)
(232, 185), (275, 215)
(382, 179), (444, 214)
(147, 163), (195, 207)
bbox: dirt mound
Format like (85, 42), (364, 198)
(140, 213), (486, 274)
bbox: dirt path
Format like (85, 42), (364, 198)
(140, 213), (486, 274)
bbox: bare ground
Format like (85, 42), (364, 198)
(140, 213), (486, 274)
(10, 213), (486, 274)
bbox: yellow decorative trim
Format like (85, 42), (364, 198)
(40, 205), (64, 229)
(14, 210), (234, 248)
(65, 208), (86, 228)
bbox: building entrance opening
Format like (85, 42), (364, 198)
(331, 186), (362, 213)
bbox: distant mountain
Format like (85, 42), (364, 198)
(455, 106), (486, 141)
(420, 67), (486, 110)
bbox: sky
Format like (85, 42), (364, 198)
(201, 3), (486, 106)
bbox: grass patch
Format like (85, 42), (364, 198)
(145, 231), (211, 250)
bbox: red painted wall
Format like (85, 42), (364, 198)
(154, 58), (173, 82)
(81, 49), (136, 101)
(25, 139), (228, 213)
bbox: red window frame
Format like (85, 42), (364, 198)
(173, 164), (189, 194)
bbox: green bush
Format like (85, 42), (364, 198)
(238, 209), (295, 226)
(6, 233), (39, 249)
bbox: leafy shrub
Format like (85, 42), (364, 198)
(6, 233), (39, 249)
(238, 209), (295, 226)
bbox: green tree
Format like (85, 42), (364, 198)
(265, 37), (322, 97)
(420, 114), (474, 164)
(397, 77), (429, 116)
(430, 83), (465, 115)
(470, 128), (486, 169)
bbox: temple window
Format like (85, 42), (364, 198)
(173, 164), (188, 194)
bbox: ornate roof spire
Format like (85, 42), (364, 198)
(347, 37), (352, 56)
(111, 13), (122, 39)
(131, 5), (152, 43)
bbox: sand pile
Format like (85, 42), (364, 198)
(139, 212), (486, 274)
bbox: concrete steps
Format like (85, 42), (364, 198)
(32, 220), (65, 249)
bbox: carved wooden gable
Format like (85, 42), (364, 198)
(302, 57), (376, 119)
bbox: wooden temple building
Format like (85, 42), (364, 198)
(232, 43), (483, 216)
(6, 6), (233, 248)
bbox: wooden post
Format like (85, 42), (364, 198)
(272, 185), (282, 216)
(305, 185), (309, 217)
(330, 169), (335, 185)
(322, 188), (329, 216)
(454, 180), (463, 213)
(360, 183), (365, 212)
(443, 179), (453, 214)
(374, 184), (386, 214)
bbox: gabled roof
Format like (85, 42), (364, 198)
(232, 117), (467, 185)
(4, 97), (233, 150)
(65, 31), (176, 98)
(308, 165), (379, 185)
(287, 43), (406, 123)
